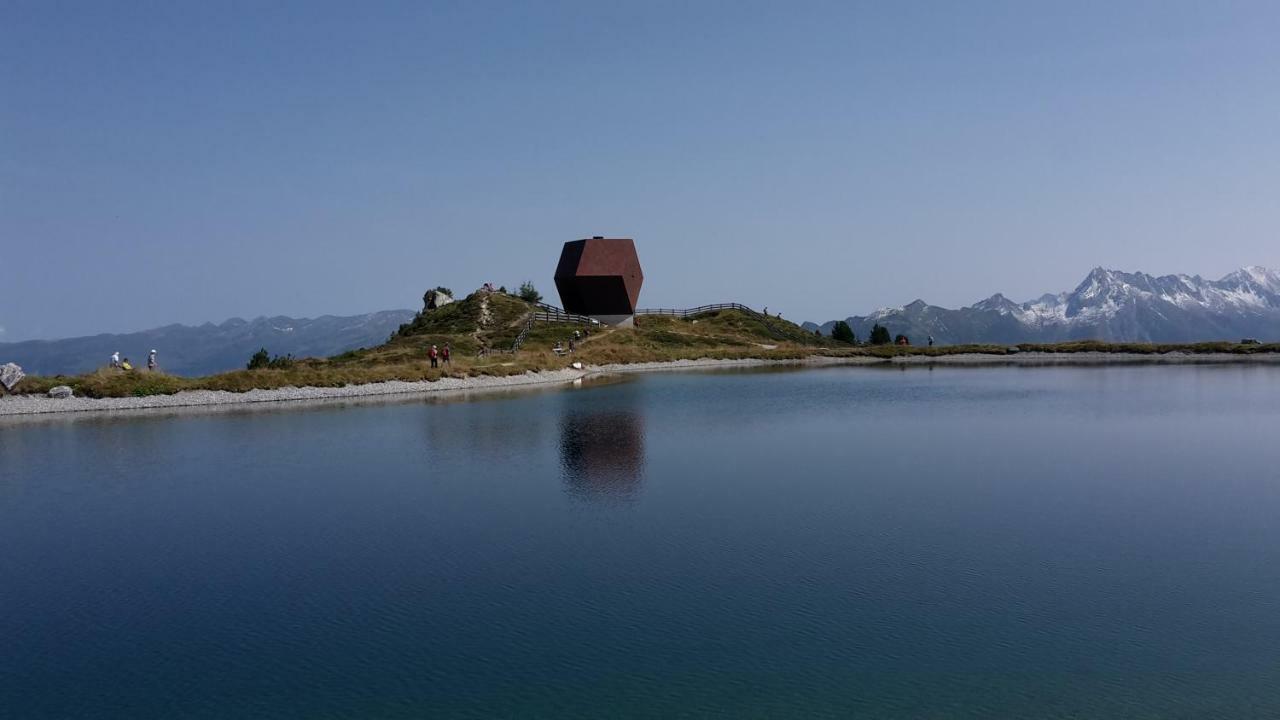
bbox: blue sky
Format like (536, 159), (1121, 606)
(4, 1), (1279, 340)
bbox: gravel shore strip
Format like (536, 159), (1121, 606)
(3, 353), (1277, 418)
(0, 368), (590, 417)
(0, 358), (808, 418)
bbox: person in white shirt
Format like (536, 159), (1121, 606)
(111, 351), (121, 369)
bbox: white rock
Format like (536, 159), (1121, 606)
(48, 385), (74, 399)
(424, 289), (454, 310)
(0, 363), (23, 391)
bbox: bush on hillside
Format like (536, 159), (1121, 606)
(248, 348), (270, 370)
(518, 281), (542, 304)
(869, 323), (891, 345)
(248, 348), (296, 370)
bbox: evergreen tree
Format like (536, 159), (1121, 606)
(869, 323), (891, 345)
(831, 320), (857, 344)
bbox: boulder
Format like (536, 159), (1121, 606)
(0, 362), (24, 391)
(48, 385), (74, 399)
(423, 289), (454, 311)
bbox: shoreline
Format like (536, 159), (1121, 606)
(3, 352), (1279, 419)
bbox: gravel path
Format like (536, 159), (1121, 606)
(3, 353), (1277, 418)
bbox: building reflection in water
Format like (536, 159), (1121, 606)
(558, 402), (646, 502)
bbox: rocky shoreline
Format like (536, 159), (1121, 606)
(2, 353), (1278, 418)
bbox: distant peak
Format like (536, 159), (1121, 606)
(973, 292), (1020, 314)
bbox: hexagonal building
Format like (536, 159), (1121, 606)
(554, 236), (644, 326)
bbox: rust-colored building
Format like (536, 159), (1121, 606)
(554, 236), (644, 326)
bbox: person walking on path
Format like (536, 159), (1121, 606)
(442, 343), (451, 366)
(147, 349), (158, 371)
(928, 335), (935, 347)
(429, 344), (439, 368)
(111, 351), (121, 369)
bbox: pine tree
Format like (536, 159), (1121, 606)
(869, 323), (891, 345)
(831, 320), (857, 344)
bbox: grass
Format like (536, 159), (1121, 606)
(5, 293), (1277, 399)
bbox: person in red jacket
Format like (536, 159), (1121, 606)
(442, 343), (451, 366)
(429, 344), (439, 368)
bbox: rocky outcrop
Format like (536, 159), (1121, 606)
(423, 289), (454, 311)
(0, 362), (23, 391)
(47, 385), (73, 399)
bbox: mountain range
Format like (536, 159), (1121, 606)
(804, 266), (1280, 345)
(0, 311), (415, 377)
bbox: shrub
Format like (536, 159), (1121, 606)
(868, 323), (891, 345)
(517, 281), (542, 303)
(247, 348), (270, 370)
(248, 348), (295, 370)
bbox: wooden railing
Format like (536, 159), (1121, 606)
(636, 303), (756, 317)
(510, 304), (600, 352)
(636, 303), (789, 340)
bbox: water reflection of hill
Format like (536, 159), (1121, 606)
(558, 403), (646, 502)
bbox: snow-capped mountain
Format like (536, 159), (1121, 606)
(805, 266), (1280, 344)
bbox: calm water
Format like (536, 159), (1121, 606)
(4, 365), (1280, 718)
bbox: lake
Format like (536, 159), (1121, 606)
(3, 365), (1280, 718)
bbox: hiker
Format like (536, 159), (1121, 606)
(763, 306), (768, 316)
(121, 357), (134, 371)
(442, 343), (451, 366)
(110, 351), (121, 369)
(568, 337), (576, 353)
(429, 344), (439, 368)
(147, 349), (158, 371)
(928, 335), (935, 347)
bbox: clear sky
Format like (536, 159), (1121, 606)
(4, 1), (1279, 340)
